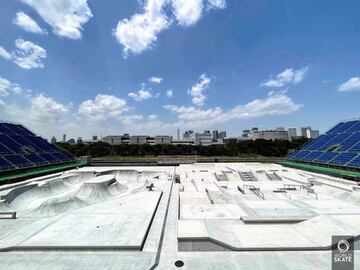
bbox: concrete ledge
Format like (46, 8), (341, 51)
(241, 216), (307, 224)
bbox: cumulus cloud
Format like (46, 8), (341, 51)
(149, 76), (163, 83)
(78, 94), (128, 121)
(262, 66), (309, 87)
(119, 114), (144, 125)
(113, 0), (170, 56)
(11, 39), (47, 69)
(166, 89), (173, 98)
(113, 0), (227, 56)
(30, 94), (68, 123)
(172, 0), (203, 26)
(207, 0), (227, 9)
(338, 77), (360, 92)
(128, 85), (154, 101)
(13, 11), (46, 34)
(188, 74), (211, 106)
(0, 77), (22, 97)
(20, 0), (93, 39)
(0, 39), (46, 69)
(164, 91), (301, 126)
(0, 47), (12, 60)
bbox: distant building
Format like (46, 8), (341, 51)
(77, 137), (83, 144)
(242, 130), (251, 137)
(212, 130), (219, 140)
(307, 129), (320, 139)
(130, 136), (148, 145)
(62, 134), (66, 143)
(183, 130), (194, 140)
(219, 131), (227, 139)
(51, 136), (57, 144)
(252, 130), (289, 141)
(154, 136), (172, 144)
(177, 129), (180, 141)
(276, 127), (285, 131)
(251, 127), (259, 133)
(300, 127), (311, 138)
(92, 135), (98, 141)
(288, 127), (297, 141)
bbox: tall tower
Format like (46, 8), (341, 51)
(177, 128), (180, 140)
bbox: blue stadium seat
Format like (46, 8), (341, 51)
(346, 121), (360, 133)
(333, 120), (359, 133)
(315, 152), (338, 163)
(0, 122), (75, 172)
(349, 142), (360, 152)
(0, 134), (24, 153)
(326, 122), (345, 134)
(337, 132), (360, 151)
(318, 133), (352, 150)
(348, 155), (360, 167)
(0, 123), (14, 134)
(4, 155), (32, 168)
(0, 142), (13, 154)
(0, 157), (16, 171)
(301, 135), (325, 150)
(329, 152), (357, 166)
(23, 154), (48, 165)
(39, 153), (61, 163)
(307, 134), (337, 150)
(302, 151), (323, 162)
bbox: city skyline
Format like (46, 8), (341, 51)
(1, 1), (360, 140)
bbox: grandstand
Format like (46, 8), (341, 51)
(285, 119), (360, 174)
(0, 122), (75, 175)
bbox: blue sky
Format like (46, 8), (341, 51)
(0, 0), (360, 140)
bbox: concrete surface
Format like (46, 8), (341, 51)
(0, 163), (359, 269)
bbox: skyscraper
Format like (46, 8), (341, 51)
(288, 127), (297, 141)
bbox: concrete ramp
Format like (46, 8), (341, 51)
(76, 175), (116, 203)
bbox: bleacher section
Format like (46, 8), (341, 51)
(0, 122), (74, 172)
(287, 119), (360, 170)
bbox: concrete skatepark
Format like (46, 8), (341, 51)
(0, 163), (359, 269)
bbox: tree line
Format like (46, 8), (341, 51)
(56, 138), (308, 158)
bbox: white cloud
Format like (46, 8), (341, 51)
(0, 78), (12, 97)
(166, 89), (173, 98)
(30, 94), (68, 124)
(148, 114), (158, 120)
(149, 76), (163, 83)
(188, 74), (211, 106)
(0, 40), (46, 69)
(0, 77), (23, 97)
(207, 0), (227, 9)
(164, 91), (301, 127)
(128, 85), (154, 101)
(0, 47), (11, 61)
(20, 0), (93, 39)
(120, 114), (144, 125)
(113, 0), (170, 56)
(113, 0), (227, 56)
(262, 66), (309, 87)
(11, 39), (46, 69)
(0, 98), (6, 110)
(13, 11), (46, 34)
(164, 104), (223, 121)
(78, 94), (128, 121)
(338, 77), (360, 92)
(172, 0), (203, 26)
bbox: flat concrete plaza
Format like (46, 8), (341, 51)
(0, 163), (359, 269)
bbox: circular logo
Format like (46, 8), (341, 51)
(337, 239), (350, 253)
